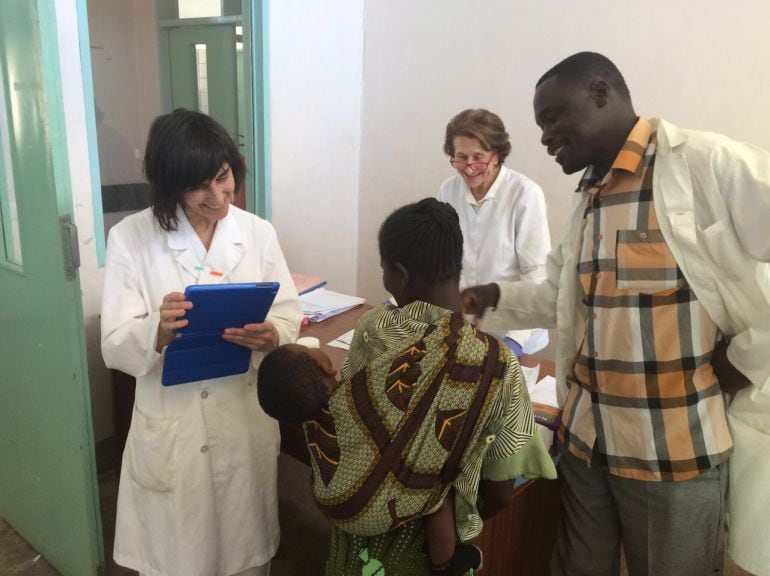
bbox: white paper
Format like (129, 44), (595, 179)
(327, 328), (355, 350)
(521, 363), (541, 393)
(528, 375), (559, 408)
(519, 328), (550, 355)
(300, 288), (365, 322)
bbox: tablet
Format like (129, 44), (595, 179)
(162, 282), (280, 386)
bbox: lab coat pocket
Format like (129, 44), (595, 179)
(698, 217), (750, 280)
(616, 229), (683, 293)
(125, 408), (179, 492)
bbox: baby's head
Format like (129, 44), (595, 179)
(257, 343), (338, 423)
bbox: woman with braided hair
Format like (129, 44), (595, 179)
(261, 198), (555, 575)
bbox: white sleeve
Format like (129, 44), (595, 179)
(100, 227), (163, 378)
(720, 140), (770, 262)
(718, 141), (770, 393)
(481, 240), (563, 333)
(514, 181), (551, 281)
(437, 176), (453, 202)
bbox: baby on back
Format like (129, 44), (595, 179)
(257, 340), (482, 576)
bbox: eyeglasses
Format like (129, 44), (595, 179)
(450, 154), (496, 176)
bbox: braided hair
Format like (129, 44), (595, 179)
(378, 197), (463, 284)
(257, 345), (328, 423)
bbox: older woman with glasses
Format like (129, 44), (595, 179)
(438, 108), (551, 356)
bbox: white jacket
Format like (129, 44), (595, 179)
(438, 165), (551, 352)
(101, 206), (302, 576)
(482, 118), (770, 573)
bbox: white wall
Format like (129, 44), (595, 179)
(269, 0), (364, 295)
(60, 0), (770, 443)
(356, 0), (770, 303)
(87, 0), (158, 186)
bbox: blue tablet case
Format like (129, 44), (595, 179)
(162, 282), (280, 386)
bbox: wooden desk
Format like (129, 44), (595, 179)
(283, 305), (560, 576)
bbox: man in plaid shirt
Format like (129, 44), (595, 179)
(464, 52), (770, 576)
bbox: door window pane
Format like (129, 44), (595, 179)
(195, 44), (209, 113)
(178, 0), (222, 19)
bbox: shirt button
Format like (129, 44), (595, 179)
(640, 232), (647, 240)
(592, 351), (599, 358)
(592, 312), (598, 319)
(201, 391), (209, 399)
(200, 445), (209, 453)
(596, 234), (604, 241)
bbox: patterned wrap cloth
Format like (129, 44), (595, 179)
(303, 302), (554, 553)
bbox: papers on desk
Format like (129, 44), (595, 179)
(521, 363), (541, 392)
(327, 328), (355, 350)
(524, 366), (561, 445)
(300, 288), (365, 322)
(529, 374), (559, 408)
(516, 328), (550, 355)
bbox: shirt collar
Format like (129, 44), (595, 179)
(576, 117), (654, 192)
(463, 165), (506, 206)
(167, 205), (242, 250)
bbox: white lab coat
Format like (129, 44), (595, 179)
(481, 119), (770, 574)
(438, 165), (551, 352)
(101, 206), (302, 576)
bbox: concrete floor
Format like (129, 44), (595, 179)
(0, 454), (330, 576)
(0, 453), (756, 576)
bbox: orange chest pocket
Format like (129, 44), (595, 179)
(615, 229), (685, 293)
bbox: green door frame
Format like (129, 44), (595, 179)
(245, 0), (272, 219)
(76, 0), (106, 267)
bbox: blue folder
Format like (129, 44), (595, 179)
(162, 282), (279, 386)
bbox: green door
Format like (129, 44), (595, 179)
(167, 23), (246, 210)
(0, 2), (102, 575)
(168, 24), (240, 140)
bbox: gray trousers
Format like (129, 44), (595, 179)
(550, 448), (726, 576)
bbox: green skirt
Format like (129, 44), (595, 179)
(325, 519), (431, 576)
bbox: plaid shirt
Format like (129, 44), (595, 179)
(559, 118), (733, 481)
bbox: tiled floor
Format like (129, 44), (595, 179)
(0, 453), (756, 575)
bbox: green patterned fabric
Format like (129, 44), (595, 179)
(326, 520), (429, 576)
(304, 302), (556, 557)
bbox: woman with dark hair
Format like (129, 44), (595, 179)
(315, 198), (555, 575)
(100, 109), (302, 576)
(439, 108), (551, 356)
